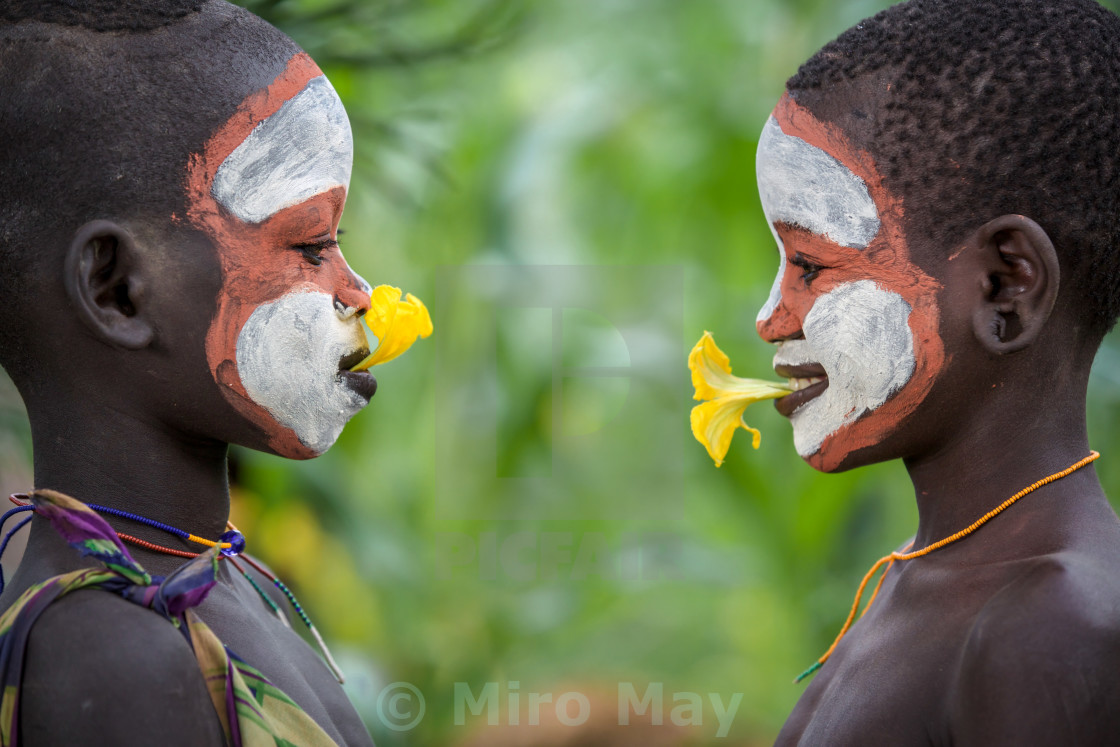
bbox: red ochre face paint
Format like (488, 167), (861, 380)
(186, 53), (371, 458)
(756, 93), (947, 472)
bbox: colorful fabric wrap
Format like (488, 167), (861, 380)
(0, 489), (337, 747)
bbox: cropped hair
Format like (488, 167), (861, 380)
(0, 0), (298, 376)
(789, 0), (1120, 333)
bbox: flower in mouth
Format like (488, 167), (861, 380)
(689, 331), (792, 467)
(350, 285), (433, 371)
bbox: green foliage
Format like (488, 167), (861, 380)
(223, 4), (924, 740)
(256, 2), (1120, 742)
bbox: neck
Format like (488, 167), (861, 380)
(24, 397), (232, 576)
(904, 376), (1102, 553)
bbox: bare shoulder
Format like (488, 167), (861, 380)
(950, 551), (1120, 745)
(20, 588), (224, 747)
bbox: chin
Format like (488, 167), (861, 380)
(801, 445), (874, 474)
(270, 437), (333, 461)
(794, 416), (906, 474)
(244, 416), (350, 460)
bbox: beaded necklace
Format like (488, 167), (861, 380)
(796, 450), (1100, 683)
(2, 494), (344, 684)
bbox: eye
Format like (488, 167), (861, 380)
(790, 253), (824, 284)
(291, 238), (338, 266)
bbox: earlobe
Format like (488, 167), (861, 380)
(64, 220), (154, 350)
(970, 214), (1059, 355)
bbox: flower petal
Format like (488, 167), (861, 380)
(688, 331), (791, 466)
(691, 395), (760, 467)
(365, 284), (403, 341)
(351, 286), (434, 371)
(689, 331), (791, 401)
(404, 293), (434, 338)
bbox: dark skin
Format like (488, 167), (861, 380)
(770, 80), (1120, 745)
(0, 17), (375, 747)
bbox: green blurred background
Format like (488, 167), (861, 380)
(5, 0), (1120, 744)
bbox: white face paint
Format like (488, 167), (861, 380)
(756, 116), (880, 249)
(773, 280), (916, 457)
(212, 76), (353, 224)
(236, 291), (368, 454)
(755, 115), (882, 324)
(756, 224), (787, 324)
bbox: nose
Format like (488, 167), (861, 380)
(756, 292), (803, 343)
(333, 260), (371, 319)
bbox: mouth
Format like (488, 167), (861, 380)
(338, 348), (377, 401)
(338, 348), (369, 371)
(773, 363), (828, 417)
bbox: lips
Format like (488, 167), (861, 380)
(338, 348), (377, 401)
(338, 348), (370, 372)
(773, 363), (828, 416)
(340, 369), (377, 400)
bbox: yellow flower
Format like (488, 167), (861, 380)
(689, 331), (791, 467)
(350, 285), (434, 371)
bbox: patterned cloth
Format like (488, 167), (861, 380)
(0, 489), (338, 746)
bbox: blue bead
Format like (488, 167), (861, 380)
(219, 530), (246, 557)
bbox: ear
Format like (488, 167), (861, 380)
(970, 214), (1059, 355)
(64, 220), (154, 350)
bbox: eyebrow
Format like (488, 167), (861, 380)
(756, 117), (880, 249)
(212, 76), (353, 224)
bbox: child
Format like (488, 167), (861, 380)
(754, 0), (1120, 742)
(0, 0), (380, 743)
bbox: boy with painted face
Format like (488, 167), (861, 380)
(0, 1), (379, 744)
(757, 0), (1120, 742)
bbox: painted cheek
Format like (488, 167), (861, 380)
(805, 289), (944, 471)
(791, 281), (916, 459)
(235, 291), (368, 455)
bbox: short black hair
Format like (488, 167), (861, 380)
(0, 0), (298, 378)
(1, 0), (204, 32)
(788, 0), (1120, 335)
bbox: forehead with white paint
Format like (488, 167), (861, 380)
(212, 76), (353, 224)
(756, 116), (880, 248)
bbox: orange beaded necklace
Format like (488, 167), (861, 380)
(796, 450), (1101, 683)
